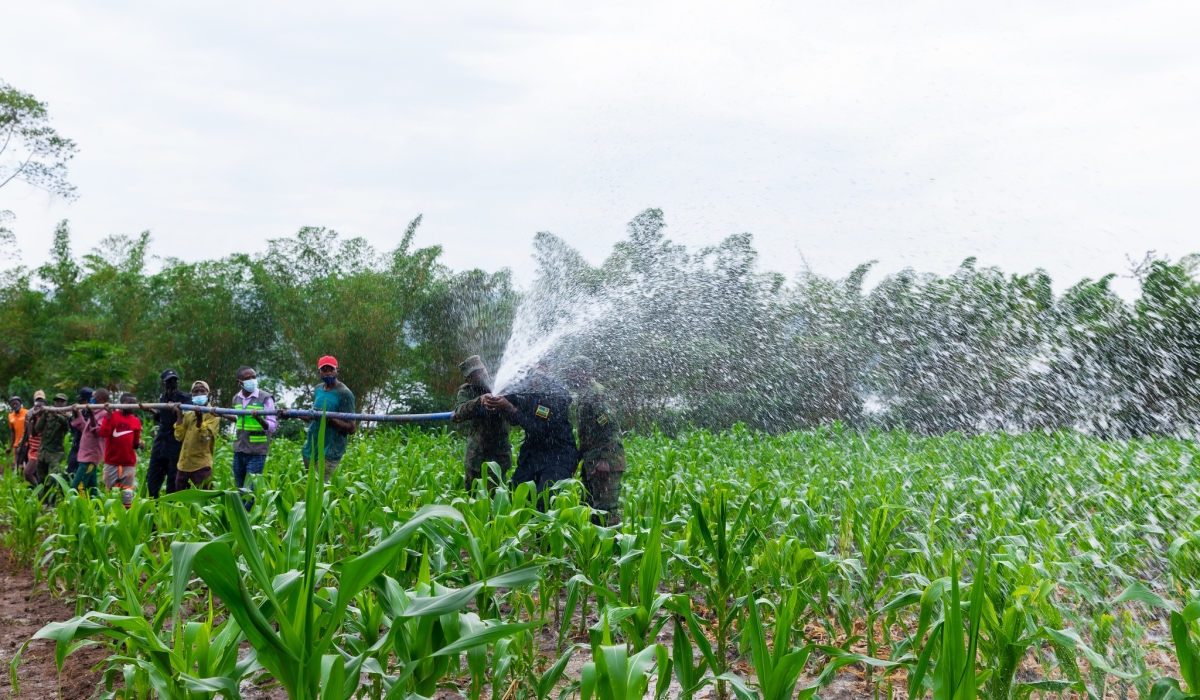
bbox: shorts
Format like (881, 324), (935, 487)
(303, 456), (340, 482)
(104, 464), (136, 507)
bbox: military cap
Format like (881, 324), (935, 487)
(53, 393), (69, 402)
(460, 355), (486, 379)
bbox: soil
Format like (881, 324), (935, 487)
(0, 547), (109, 700)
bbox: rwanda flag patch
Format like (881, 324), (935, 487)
(597, 414), (609, 426)
(535, 405), (551, 419)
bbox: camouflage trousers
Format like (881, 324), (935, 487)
(581, 460), (623, 526)
(465, 451), (512, 492)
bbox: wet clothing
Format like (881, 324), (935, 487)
(452, 380), (513, 489)
(504, 373), (579, 504)
(302, 382), (355, 463)
(147, 389), (192, 497)
(71, 410), (108, 465)
(232, 389), (276, 455)
(174, 412), (221, 472)
(100, 412), (142, 467)
(574, 381), (626, 524)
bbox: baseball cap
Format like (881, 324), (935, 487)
(33, 390), (46, 401)
(161, 368), (180, 381)
(317, 355), (339, 370)
(192, 380), (211, 392)
(54, 393), (69, 402)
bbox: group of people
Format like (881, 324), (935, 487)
(3, 356), (356, 509)
(453, 354), (625, 524)
(3, 352), (625, 522)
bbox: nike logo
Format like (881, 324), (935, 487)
(112, 430), (134, 438)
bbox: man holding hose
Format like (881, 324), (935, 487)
(483, 360), (578, 510)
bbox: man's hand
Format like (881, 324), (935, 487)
(171, 402), (182, 421)
(593, 460), (611, 476)
(482, 394), (514, 413)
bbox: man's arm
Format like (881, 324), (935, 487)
(261, 395), (278, 434)
(452, 387), (485, 423)
(331, 388), (357, 435)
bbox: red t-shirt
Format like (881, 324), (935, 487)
(99, 411), (142, 467)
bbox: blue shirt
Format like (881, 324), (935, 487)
(302, 382), (356, 462)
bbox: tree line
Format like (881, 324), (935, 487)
(2, 209), (1198, 439)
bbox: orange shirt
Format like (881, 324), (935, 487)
(7, 408), (26, 449)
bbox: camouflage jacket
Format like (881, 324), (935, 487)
(452, 382), (512, 460)
(574, 381), (626, 470)
(29, 410), (71, 458)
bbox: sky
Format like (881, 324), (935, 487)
(2, 0), (1199, 297)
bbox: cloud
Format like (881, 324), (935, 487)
(2, 0), (1198, 297)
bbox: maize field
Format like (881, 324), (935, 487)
(5, 424), (1200, 700)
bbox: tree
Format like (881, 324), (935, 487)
(0, 81), (79, 251)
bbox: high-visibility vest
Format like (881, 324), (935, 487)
(235, 402), (269, 443)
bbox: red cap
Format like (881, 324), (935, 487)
(317, 355), (339, 370)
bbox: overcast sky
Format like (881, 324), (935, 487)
(3, 0), (1198, 296)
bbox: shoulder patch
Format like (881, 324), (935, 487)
(597, 414), (609, 426)
(535, 405), (551, 419)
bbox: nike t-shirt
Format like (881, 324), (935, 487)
(100, 411), (142, 467)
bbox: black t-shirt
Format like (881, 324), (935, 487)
(504, 373), (579, 481)
(151, 389), (193, 456)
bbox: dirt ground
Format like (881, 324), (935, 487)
(0, 547), (108, 700)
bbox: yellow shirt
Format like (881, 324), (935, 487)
(173, 413), (221, 472)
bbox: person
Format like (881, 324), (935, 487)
(172, 381), (220, 491)
(223, 366), (276, 509)
(6, 396), (27, 473)
(70, 388), (108, 497)
(483, 362), (578, 510)
(451, 355), (512, 491)
(301, 356), (356, 481)
(66, 387), (93, 483)
(146, 369), (192, 498)
(100, 392), (143, 508)
(563, 356), (627, 526)
(19, 391), (48, 487)
(27, 393), (72, 492)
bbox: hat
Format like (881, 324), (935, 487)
(33, 390), (46, 401)
(564, 356), (595, 375)
(53, 393), (69, 402)
(8, 395), (22, 403)
(161, 368), (180, 381)
(317, 355), (338, 370)
(78, 387), (94, 399)
(459, 355), (486, 379)
(191, 380), (211, 393)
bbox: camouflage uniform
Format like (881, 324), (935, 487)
(452, 356), (512, 490)
(574, 380), (626, 525)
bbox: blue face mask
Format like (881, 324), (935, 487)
(192, 395), (209, 406)
(88, 397), (95, 404)
(241, 379), (258, 393)
(321, 376), (337, 387)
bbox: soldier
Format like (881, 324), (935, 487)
(563, 356), (626, 526)
(27, 393), (73, 492)
(451, 356), (512, 491)
(483, 361), (578, 510)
